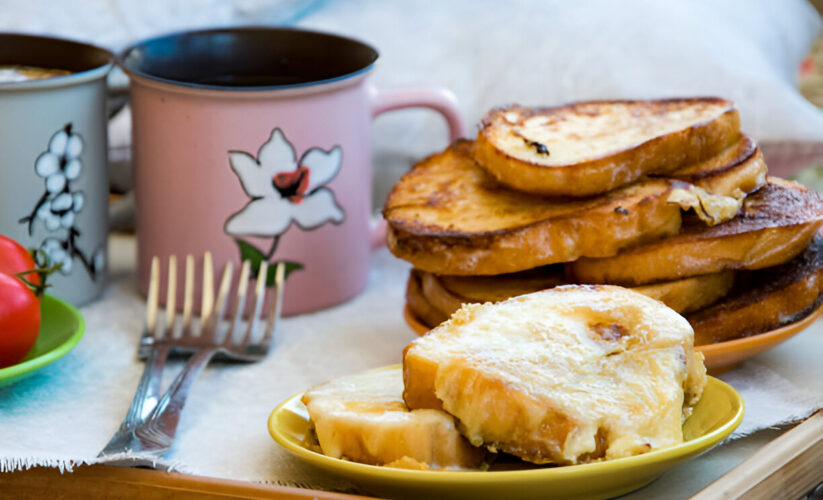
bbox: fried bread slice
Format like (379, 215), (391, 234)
(438, 265), (566, 302)
(416, 269), (733, 324)
(407, 269), (449, 327)
(632, 273), (734, 315)
(688, 235), (823, 345)
(301, 368), (487, 469)
(402, 285), (707, 465)
(665, 134), (766, 198)
(385, 140), (682, 275)
(473, 98), (740, 197)
(569, 177), (823, 285)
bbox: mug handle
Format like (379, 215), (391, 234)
(368, 86), (467, 248)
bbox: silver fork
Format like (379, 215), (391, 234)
(98, 254), (285, 465)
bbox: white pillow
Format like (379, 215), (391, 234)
(4, 0), (820, 189)
(297, 0), (823, 187)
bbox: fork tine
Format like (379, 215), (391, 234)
(164, 255), (177, 337)
(200, 252), (214, 323)
(241, 261), (268, 346)
(262, 262), (287, 346)
(181, 255), (195, 334)
(203, 261), (234, 334)
(227, 260), (252, 345)
(146, 256), (160, 336)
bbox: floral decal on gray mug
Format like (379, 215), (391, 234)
(225, 128), (344, 284)
(19, 123), (104, 279)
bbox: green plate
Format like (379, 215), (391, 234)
(269, 366), (744, 500)
(0, 295), (84, 387)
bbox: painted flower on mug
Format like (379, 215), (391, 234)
(225, 128), (345, 284)
(35, 191), (85, 231)
(225, 128), (344, 238)
(35, 126), (84, 195)
(39, 237), (73, 275)
(19, 123), (102, 280)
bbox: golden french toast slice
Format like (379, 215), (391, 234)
(413, 269), (733, 327)
(688, 235), (823, 345)
(407, 269), (449, 327)
(385, 140), (683, 275)
(438, 265), (566, 303)
(403, 286), (707, 465)
(665, 134), (766, 197)
(631, 272), (734, 315)
(473, 98), (740, 197)
(301, 368), (486, 469)
(570, 177), (823, 285)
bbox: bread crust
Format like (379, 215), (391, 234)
(688, 236), (823, 345)
(406, 269), (449, 327)
(473, 98), (740, 197)
(415, 268), (733, 323)
(665, 135), (766, 197)
(439, 265), (566, 302)
(569, 178), (823, 285)
(632, 272), (734, 315)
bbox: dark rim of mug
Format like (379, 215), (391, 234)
(118, 26), (380, 92)
(0, 33), (113, 90)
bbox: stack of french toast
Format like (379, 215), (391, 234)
(386, 98), (823, 346)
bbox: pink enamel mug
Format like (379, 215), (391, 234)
(120, 27), (465, 315)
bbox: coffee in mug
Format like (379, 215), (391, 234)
(0, 34), (112, 306)
(0, 65), (72, 83)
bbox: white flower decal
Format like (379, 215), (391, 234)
(35, 127), (84, 194)
(225, 128), (344, 238)
(224, 128), (344, 279)
(35, 192), (84, 231)
(19, 123), (103, 281)
(39, 238), (105, 277)
(40, 237), (73, 275)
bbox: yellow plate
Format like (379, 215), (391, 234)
(268, 366), (744, 500)
(404, 304), (822, 374)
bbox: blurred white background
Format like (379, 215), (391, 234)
(2, 0), (821, 203)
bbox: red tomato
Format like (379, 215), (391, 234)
(0, 234), (39, 285)
(0, 234), (41, 367)
(0, 273), (40, 367)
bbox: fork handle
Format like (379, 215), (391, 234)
(97, 343), (171, 458)
(135, 347), (219, 450)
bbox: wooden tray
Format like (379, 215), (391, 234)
(0, 464), (371, 499)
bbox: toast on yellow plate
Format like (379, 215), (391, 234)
(472, 98), (740, 197)
(301, 368), (487, 469)
(569, 177), (823, 285)
(403, 285), (706, 465)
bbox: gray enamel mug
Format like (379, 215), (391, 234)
(0, 34), (113, 306)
